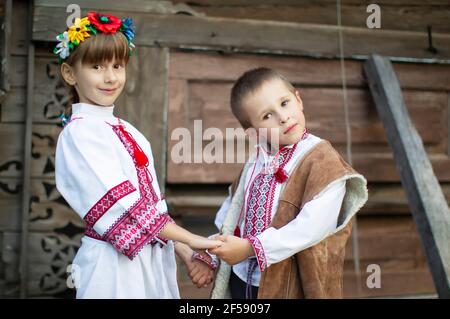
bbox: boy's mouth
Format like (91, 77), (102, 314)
(284, 123), (298, 134)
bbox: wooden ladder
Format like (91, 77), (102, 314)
(364, 54), (450, 298)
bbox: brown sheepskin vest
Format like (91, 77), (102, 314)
(228, 140), (367, 298)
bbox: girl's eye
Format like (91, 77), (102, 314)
(281, 99), (289, 107)
(263, 113), (272, 120)
(114, 63), (124, 69)
(93, 65), (101, 70)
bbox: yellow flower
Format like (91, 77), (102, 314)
(68, 17), (91, 45)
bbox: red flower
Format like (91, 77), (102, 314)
(274, 168), (289, 183)
(87, 12), (122, 34)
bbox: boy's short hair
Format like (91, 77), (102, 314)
(230, 67), (296, 129)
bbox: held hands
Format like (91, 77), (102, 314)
(208, 235), (255, 265)
(186, 251), (216, 288)
(174, 242), (216, 288)
(188, 234), (224, 250)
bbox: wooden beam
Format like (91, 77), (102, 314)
(364, 54), (450, 298)
(32, 5), (450, 62)
(34, 0), (203, 16)
(0, 0), (12, 102)
(19, 0), (34, 299)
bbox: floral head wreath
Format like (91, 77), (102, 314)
(54, 11), (135, 62)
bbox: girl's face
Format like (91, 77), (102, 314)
(62, 59), (126, 106)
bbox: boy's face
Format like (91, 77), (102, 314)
(62, 59), (126, 107)
(242, 78), (306, 148)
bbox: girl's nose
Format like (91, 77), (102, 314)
(104, 67), (118, 83)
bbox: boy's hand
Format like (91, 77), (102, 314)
(186, 253), (215, 288)
(208, 235), (255, 265)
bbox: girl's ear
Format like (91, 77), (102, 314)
(60, 63), (77, 86)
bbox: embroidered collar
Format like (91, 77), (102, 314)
(72, 102), (116, 119)
(256, 128), (309, 170)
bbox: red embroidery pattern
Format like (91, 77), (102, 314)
(243, 143), (300, 271)
(85, 121), (172, 259)
(84, 180), (136, 227)
(192, 251), (218, 270)
(246, 235), (267, 272)
(243, 144), (297, 238)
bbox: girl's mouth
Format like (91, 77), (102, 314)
(99, 88), (117, 94)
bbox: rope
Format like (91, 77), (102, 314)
(336, 0), (362, 296)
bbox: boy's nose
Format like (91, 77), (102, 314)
(279, 114), (290, 124)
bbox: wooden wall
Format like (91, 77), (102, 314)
(172, 0), (450, 33)
(167, 50), (450, 298)
(0, 0), (449, 298)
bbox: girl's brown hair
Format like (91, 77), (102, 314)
(60, 32), (131, 118)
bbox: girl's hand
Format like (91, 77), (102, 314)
(188, 235), (223, 250)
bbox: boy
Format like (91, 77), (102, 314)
(186, 67), (368, 298)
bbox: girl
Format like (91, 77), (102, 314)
(54, 12), (222, 299)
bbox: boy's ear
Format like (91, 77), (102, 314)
(294, 89), (304, 111)
(294, 89), (302, 102)
(60, 63), (77, 86)
(244, 127), (258, 139)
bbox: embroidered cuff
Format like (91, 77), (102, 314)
(246, 235), (268, 272)
(192, 251), (218, 271)
(104, 207), (171, 260)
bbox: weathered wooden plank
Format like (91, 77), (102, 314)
(10, 0), (28, 56)
(8, 55), (27, 87)
(115, 47), (169, 189)
(364, 54), (450, 298)
(343, 264), (436, 298)
(0, 87), (26, 122)
(172, 0), (450, 6)
(34, 0), (203, 16)
(170, 51), (450, 91)
(176, 1), (450, 33)
(32, 6), (450, 61)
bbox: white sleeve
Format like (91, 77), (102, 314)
(55, 121), (171, 260)
(214, 194), (232, 231)
(248, 179), (346, 271)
